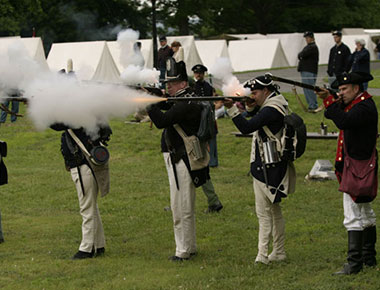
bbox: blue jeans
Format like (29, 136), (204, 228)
(159, 68), (166, 89)
(0, 100), (19, 123)
(300, 71), (318, 110)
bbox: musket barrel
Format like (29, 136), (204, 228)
(165, 96), (248, 102)
(265, 72), (335, 95)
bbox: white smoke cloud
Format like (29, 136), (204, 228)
(210, 57), (250, 97)
(120, 65), (160, 85)
(116, 28), (159, 85)
(117, 29), (141, 69)
(0, 41), (163, 138)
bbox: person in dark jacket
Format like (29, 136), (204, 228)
(223, 75), (296, 264)
(348, 39), (370, 90)
(50, 123), (112, 260)
(147, 57), (208, 261)
(327, 31), (351, 86)
(191, 64), (223, 213)
(317, 71), (377, 275)
(297, 31), (319, 111)
(0, 140), (8, 243)
(157, 36), (173, 88)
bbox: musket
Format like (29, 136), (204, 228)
(129, 85), (166, 97)
(265, 73), (337, 97)
(165, 96), (249, 102)
(0, 97), (29, 103)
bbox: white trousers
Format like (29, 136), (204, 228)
(343, 193), (376, 231)
(71, 164), (105, 253)
(163, 153), (196, 258)
(253, 178), (285, 259)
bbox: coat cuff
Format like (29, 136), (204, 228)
(323, 95), (336, 108)
(226, 105), (240, 119)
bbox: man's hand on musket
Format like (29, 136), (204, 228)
(315, 88), (329, 99)
(222, 98), (234, 108)
(245, 97), (257, 110)
(316, 88), (343, 103)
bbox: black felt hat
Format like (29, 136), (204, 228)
(159, 35), (167, 41)
(164, 57), (188, 83)
(192, 64), (208, 73)
(244, 75), (274, 91)
(332, 30), (342, 37)
(331, 72), (373, 89)
(303, 31), (314, 38)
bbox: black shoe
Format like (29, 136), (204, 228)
(95, 247), (105, 257)
(0, 238), (4, 244)
(169, 255), (189, 262)
(205, 203), (223, 213)
(72, 250), (94, 260)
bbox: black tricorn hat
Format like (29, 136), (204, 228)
(244, 75), (274, 91)
(164, 57), (188, 83)
(331, 72), (373, 89)
(192, 64), (208, 73)
(303, 31), (314, 38)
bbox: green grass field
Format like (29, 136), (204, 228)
(369, 68), (380, 88)
(0, 93), (379, 290)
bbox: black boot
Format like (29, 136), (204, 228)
(334, 231), (363, 275)
(363, 226), (377, 267)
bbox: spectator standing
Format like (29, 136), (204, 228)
(375, 39), (380, 60)
(171, 41), (184, 63)
(132, 41), (145, 68)
(327, 31), (351, 86)
(0, 140), (7, 243)
(297, 31), (319, 111)
(0, 92), (20, 124)
(157, 36), (173, 88)
(348, 39), (370, 91)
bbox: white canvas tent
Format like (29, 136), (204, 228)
(228, 39), (289, 72)
(108, 39), (154, 72)
(195, 40), (230, 71)
(267, 33), (304, 67)
(165, 35), (203, 74)
(47, 41), (121, 83)
(313, 33), (335, 65)
(0, 37), (48, 70)
(227, 33), (267, 40)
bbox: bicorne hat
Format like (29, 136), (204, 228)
(244, 75), (274, 91)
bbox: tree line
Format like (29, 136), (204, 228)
(1, 0), (380, 54)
